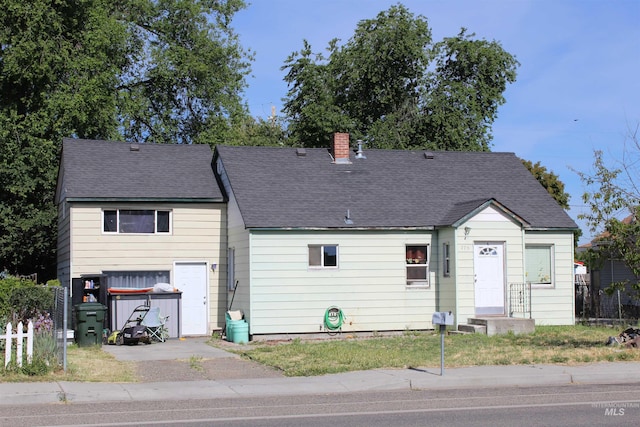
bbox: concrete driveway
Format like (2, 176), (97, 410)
(102, 336), (237, 361)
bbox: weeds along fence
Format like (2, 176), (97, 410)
(1, 321), (34, 367)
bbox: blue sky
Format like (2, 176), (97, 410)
(233, 0), (640, 245)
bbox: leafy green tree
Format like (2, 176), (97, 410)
(522, 158), (581, 245)
(282, 4), (518, 150)
(521, 159), (570, 209)
(0, 0), (252, 279)
(576, 125), (640, 297)
(226, 115), (291, 147)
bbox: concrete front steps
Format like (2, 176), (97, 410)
(454, 317), (535, 336)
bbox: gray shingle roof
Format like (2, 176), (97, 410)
(215, 145), (578, 230)
(58, 138), (222, 201)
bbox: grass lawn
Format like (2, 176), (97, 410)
(1, 324), (638, 382)
(231, 325), (640, 376)
(0, 345), (136, 383)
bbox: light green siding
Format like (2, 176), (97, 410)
(525, 231), (575, 325)
(437, 228), (456, 314)
(247, 230), (437, 335)
(454, 206), (523, 323)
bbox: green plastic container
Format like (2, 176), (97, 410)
(225, 311), (244, 342)
(74, 303), (107, 347)
(232, 321), (249, 344)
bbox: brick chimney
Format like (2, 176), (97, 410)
(332, 132), (351, 164)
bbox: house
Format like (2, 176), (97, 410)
(584, 215), (640, 318)
(214, 133), (578, 337)
(55, 138), (227, 335)
(56, 133), (579, 338)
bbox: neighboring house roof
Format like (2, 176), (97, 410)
(590, 214), (635, 244)
(56, 138), (223, 202)
(215, 145), (579, 230)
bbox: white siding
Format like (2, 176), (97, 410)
(248, 230), (436, 335)
(68, 202), (226, 332)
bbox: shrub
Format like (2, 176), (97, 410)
(0, 276), (55, 325)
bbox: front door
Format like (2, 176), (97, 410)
(473, 243), (505, 315)
(174, 261), (208, 335)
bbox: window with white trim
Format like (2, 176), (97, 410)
(442, 242), (451, 277)
(525, 245), (553, 285)
(406, 244), (429, 286)
(309, 244), (338, 268)
(103, 209), (171, 234)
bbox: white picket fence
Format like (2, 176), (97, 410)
(1, 321), (34, 367)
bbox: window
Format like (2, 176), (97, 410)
(103, 270), (170, 289)
(406, 244), (429, 286)
(525, 245), (553, 285)
(103, 209), (171, 234)
(309, 245), (338, 268)
(442, 242), (450, 277)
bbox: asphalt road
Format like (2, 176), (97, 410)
(2, 383), (639, 427)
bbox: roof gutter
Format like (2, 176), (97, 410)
(247, 226), (436, 231)
(64, 197), (224, 203)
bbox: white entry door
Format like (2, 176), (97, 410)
(174, 262), (208, 335)
(473, 243), (505, 315)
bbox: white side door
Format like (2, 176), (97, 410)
(473, 243), (505, 315)
(174, 261), (208, 335)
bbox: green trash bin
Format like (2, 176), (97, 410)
(74, 303), (107, 347)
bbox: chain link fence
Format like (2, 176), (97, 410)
(576, 281), (640, 323)
(50, 286), (70, 371)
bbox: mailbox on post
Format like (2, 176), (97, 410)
(432, 311), (454, 326)
(433, 311), (454, 376)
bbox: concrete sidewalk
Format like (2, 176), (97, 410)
(1, 337), (639, 406)
(1, 362), (639, 406)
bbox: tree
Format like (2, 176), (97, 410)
(576, 125), (640, 297)
(522, 158), (581, 245)
(521, 159), (570, 209)
(282, 4), (518, 149)
(0, 0), (252, 279)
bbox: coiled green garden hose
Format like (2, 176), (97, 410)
(324, 306), (344, 331)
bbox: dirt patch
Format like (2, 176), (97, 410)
(134, 357), (284, 382)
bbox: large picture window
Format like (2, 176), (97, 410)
(103, 209), (171, 234)
(406, 244), (429, 286)
(309, 244), (338, 268)
(525, 245), (553, 285)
